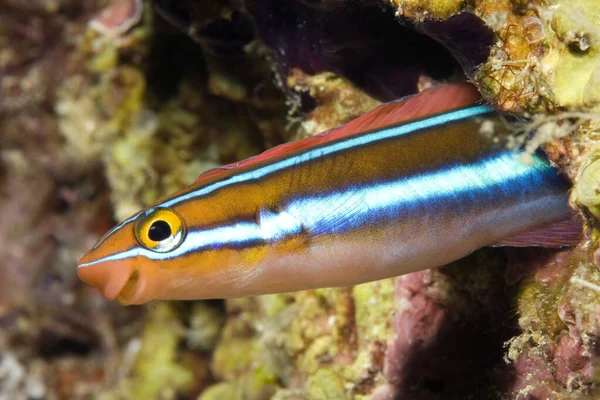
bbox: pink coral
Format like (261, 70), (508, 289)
(373, 271), (447, 400)
(89, 0), (143, 36)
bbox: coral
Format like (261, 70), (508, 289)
(0, 352), (27, 399)
(503, 248), (600, 398)
(387, 0), (466, 20)
(203, 251), (514, 399)
(57, 5), (267, 220)
(547, 0), (600, 110)
(475, 0), (600, 113)
(89, 0), (144, 37)
(207, 284), (395, 399)
(287, 71), (381, 137)
(574, 152), (600, 220)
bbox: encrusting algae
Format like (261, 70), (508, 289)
(2, 0), (600, 399)
(128, 302), (196, 399)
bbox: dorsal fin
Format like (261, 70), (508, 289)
(195, 83), (482, 184)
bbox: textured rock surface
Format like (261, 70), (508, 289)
(1, 0), (599, 399)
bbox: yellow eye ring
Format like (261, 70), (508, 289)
(134, 207), (186, 252)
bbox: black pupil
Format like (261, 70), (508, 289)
(148, 220), (172, 242)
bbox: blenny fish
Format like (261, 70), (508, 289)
(77, 83), (577, 304)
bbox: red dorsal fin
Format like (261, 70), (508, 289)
(196, 83), (482, 184)
(494, 219), (583, 248)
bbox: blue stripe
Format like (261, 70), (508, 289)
(162, 105), (494, 208)
(83, 104), (551, 268)
(168, 151), (560, 254)
(82, 148), (561, 264)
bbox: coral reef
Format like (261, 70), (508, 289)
(1, 0), (599, 399)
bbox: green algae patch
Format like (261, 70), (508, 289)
(353, 280), (395, 344)
(130, 302), (194, 399)
(513, 249), (588, 340)
(197, 382), (235, 400)
(105, 91), (220, 219)
(56, 66), (147, 163)
(212, 296), (288, 383)
(575, 154), (600, 219)
(305, 368), (348, 400)
(212, 336), (257, 380)
(198, 367), (278, 400)
(513, 249), (585, 338)
(206, 297), (282, 400)
(546, 0), (600, 109)
(517, 276), (570, 338)
(255, 294), (291, 318)
(284, 288), (352, 369)
(211, 281), (396, 398)
(187, 302), (226, 352)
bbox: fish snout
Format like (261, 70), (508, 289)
(77, 257), (134, 301)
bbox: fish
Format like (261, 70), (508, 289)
(77, 83), (577, 305)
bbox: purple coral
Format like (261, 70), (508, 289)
(374, 257), (517, 399)
(244, 0), (464, 101)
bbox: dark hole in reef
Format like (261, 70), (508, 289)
(37, 319), (99, 358)
(195, 11), (256, 51)
(422, 376), (445, 393)
(391, 249), (521, 399)
(145, 2), (287, 161)
(148, 1), (490, 111)
(142, 10), (208, 101)
(298, 90), (318, 114)
(152, 0), (194, 30)
(38, 335), (94, 358)
(244, 0), (463, 102)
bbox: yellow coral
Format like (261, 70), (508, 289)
(388, 0), (466, 20)
(545, 0), (600, 109)
(475, 0), (600, 113)
(129, 302), (195, 399)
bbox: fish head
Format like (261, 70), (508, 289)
(77, 201), (247, 304)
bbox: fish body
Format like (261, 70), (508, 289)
(77, 84), (572, 304)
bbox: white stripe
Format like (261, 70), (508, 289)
(161, 106), (493, 208)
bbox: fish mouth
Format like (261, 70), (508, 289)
(77, 258), (136, 302)
(116, 270), (144, 305)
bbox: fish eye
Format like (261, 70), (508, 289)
(135, 207), (186, 252)
(148, 220), (171, 241)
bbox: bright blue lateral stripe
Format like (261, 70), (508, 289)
(79, 104), (497, 268)
(79, 148), (562, 267)
(162, 105), (494, 208)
